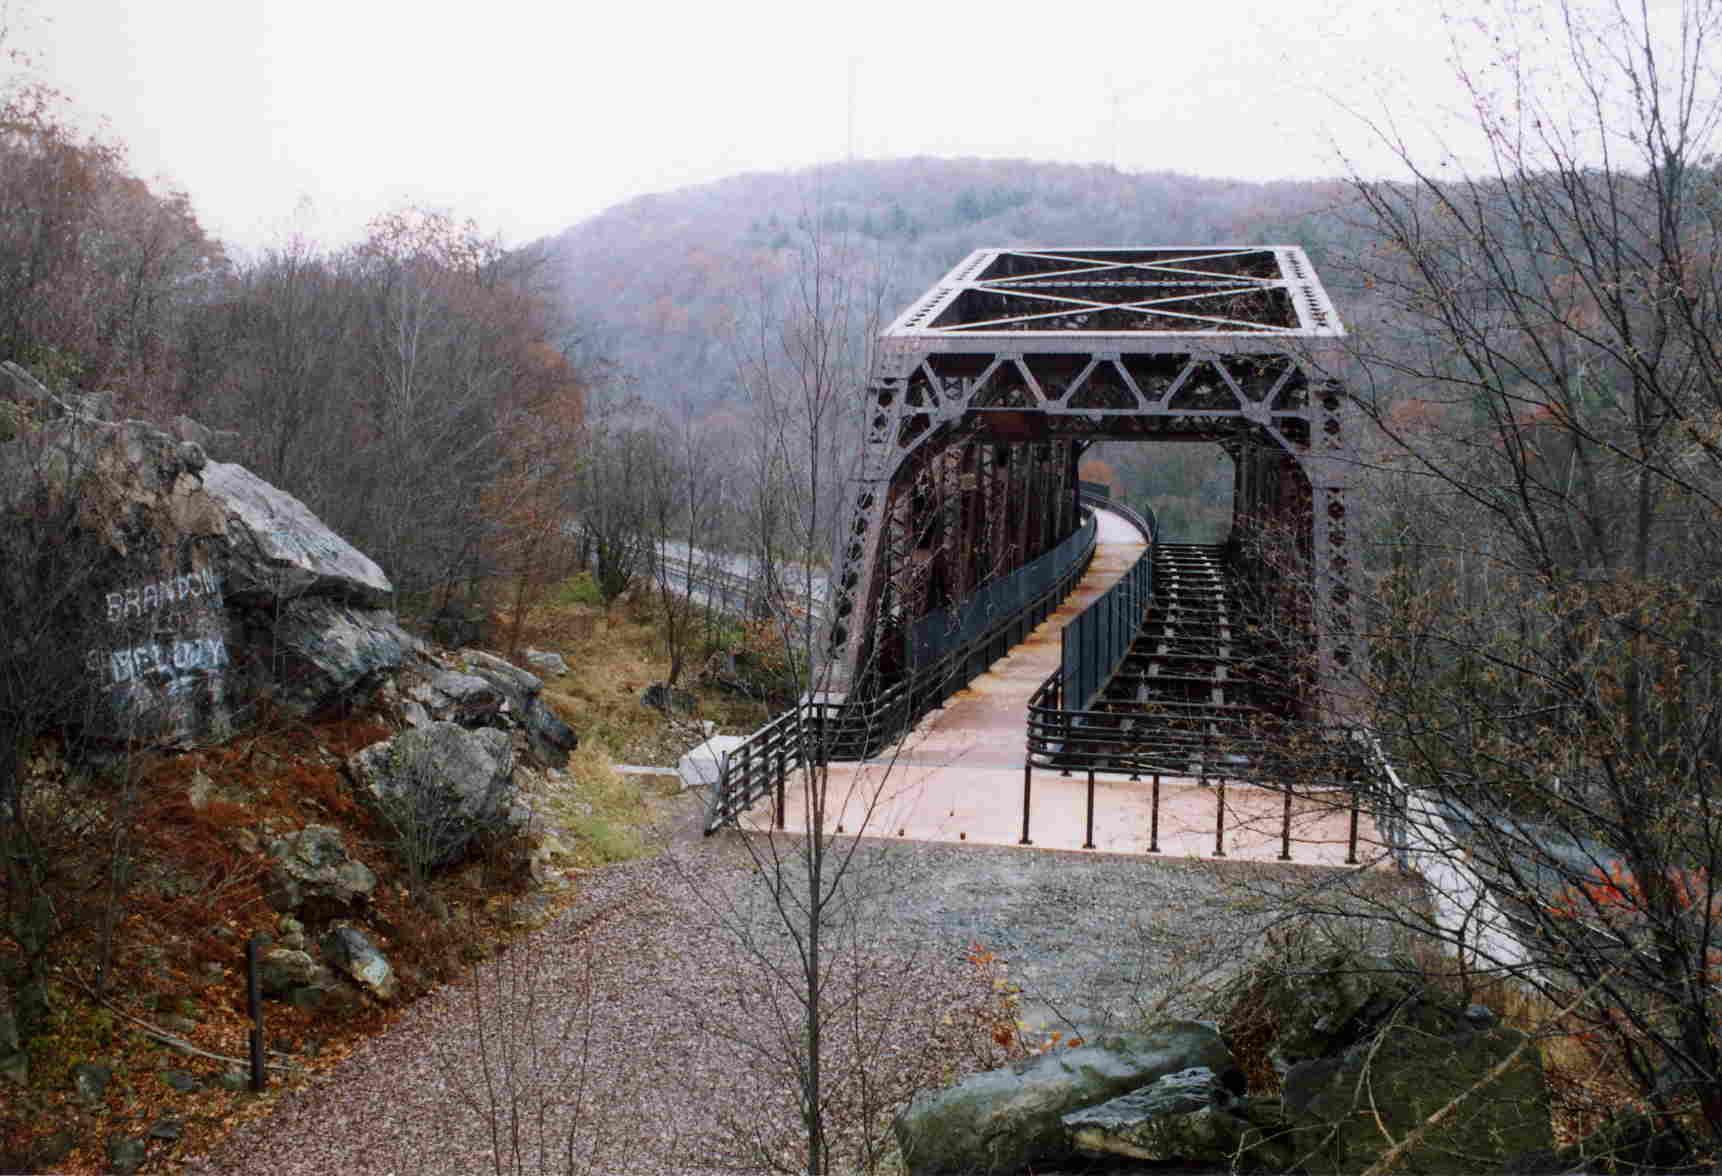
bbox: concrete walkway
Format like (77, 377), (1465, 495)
(744, 509), (1379, 867)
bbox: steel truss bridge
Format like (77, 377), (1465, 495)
(708, 246), (1375, 848)
(829, 245), (1356, 708)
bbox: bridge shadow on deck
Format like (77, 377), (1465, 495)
(742, 510), (1382, 867)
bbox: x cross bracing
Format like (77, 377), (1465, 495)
(884, 246), (1345, 346)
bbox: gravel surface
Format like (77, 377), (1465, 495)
(184, 802), (1367, 1175)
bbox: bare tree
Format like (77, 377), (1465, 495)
(1261, 0), (1722, 1161)
(690, 215), (952, 1176)
(573, 392), (663, 608)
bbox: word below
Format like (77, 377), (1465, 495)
(88, 636), (230, 686)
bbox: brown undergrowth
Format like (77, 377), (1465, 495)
(0, 580), (789, 1173)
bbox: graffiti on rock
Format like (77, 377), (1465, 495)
(104, 568), (223, 623)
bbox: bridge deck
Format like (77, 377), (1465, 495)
(742, 510), (1381, 866)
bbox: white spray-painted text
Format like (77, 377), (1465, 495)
(105, 569), (222, 624)
(86, 636), (229, 686)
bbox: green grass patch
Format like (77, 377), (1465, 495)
(549, 743), (649, 867)
(551, 572), (605, 608)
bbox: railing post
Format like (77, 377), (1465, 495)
(247, 935), (266, 1092)
(1213, 775), (1227, 857)
(1149, 773), (1161, 853)
(1084, 769), (1096, 850)
(775, 736), (787, 832)
(1279, 783), (1293, 861)
(1347, 783), (1361, 865)
(1019, 761), (1034, 846)
(1061, 706), (1073, 777)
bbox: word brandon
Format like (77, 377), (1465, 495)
(105, 568), (223, 623)
(87, 636), (229, 686)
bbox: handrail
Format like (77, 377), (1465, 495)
(909, 513), (1096, 668)
(1027, 674), (1345, 783)
(704, 510), (1100, 834)
(1059, 530), (1153, 714)
(1081, 489), (1156, 545)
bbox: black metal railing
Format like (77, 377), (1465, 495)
(704, 509), (1100, 834)
(1089, 494), (1157, 545)
(1021, 680), (1371, 860)
(1060, 551), (1152, 714)
(909, 513), (1096, 669)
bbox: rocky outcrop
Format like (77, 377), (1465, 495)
(894, 1021), (1237, 1175)
(397, 649), (577, 768)
(0, 417), (421, 746)
(348, 722), (521, 869)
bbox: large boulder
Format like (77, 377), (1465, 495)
(263, 825), (378, 918)
(893, 1021), (1237, 1175)
(0, 418), (418, 747)
(1281, 1008), (1550, 1173)
(201, 461), (390, 608)
(348, 722), (520, 869)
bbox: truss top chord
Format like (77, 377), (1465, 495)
(884, 247), (1345, 349)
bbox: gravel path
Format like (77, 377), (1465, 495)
(186, 801), (1353, 1175)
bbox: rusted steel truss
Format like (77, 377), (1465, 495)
(826, 247), (1356, 716)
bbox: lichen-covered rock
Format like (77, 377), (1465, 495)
(1063, 1068), (1296, 1172)
(263, 825), (377, 917)
(349, 722), (519, 868)
(320, 924), (398, 1002)
(524, 649), (568, 676)
(894, 1021), (1237, 1175)
(1261, 951), (1425, 1075)
(256, 948), (327, 998)
(1064, 1068), (1231, 1161)
(106, 1136), (147, 1175)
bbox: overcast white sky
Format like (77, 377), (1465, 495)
(9, 0), (1588, 251)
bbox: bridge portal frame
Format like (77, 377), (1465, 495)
(826, 246), (1359, 720)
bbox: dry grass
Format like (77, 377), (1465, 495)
(504, 584), (773, 765)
